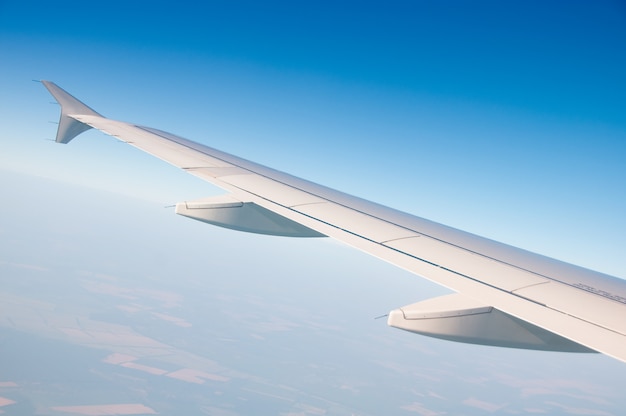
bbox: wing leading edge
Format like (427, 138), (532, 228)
(42, 81), (626, 363)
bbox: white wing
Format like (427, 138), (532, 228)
(42, 81), (626, 363)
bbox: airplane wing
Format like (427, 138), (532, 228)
(42, 81), (626, 363)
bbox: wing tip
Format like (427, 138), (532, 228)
(41, 81), (101, 144)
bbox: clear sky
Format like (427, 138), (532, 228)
(1, 0), (625, 275)
(1, 1), (626, 413)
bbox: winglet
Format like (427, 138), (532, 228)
(41, 81), (102, 144)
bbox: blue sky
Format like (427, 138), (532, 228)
(3, 1), (624, 274)
(1, 2), (626, 411)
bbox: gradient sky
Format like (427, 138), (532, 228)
(1, 1), (625, 275)
(1, 1), (626, 412)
